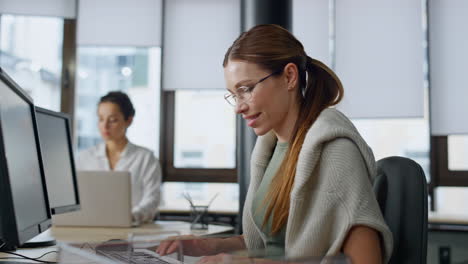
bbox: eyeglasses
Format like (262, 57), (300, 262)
(224, 70), (282, 106)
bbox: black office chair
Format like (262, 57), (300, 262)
(373, 156), (428, 264)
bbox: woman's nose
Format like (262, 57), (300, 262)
(234, 102), (248, 114)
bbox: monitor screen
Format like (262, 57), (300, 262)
(35, 107), (80, 214)
(0, 68), (51, 249)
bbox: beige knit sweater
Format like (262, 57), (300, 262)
(242, 108), (393, 263)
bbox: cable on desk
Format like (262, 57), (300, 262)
(0, 250), (58, 263)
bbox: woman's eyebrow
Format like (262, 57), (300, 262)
(99, 114), (118, 118)
(234, 79), (254, 88)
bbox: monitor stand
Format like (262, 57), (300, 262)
(0, 238), (55, 251)
(20, 230), (56, 248)
(21, 240), (56, 248)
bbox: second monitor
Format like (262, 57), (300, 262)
(35, 107), (80, 215)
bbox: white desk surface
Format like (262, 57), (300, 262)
(0, 220), (233, 263)
(429, 211), (468, 225)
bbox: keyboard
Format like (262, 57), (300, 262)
(97, 249), (182, 264)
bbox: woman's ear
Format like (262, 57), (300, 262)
(126, 116), (134, 128)
(284, 62), (299, 91)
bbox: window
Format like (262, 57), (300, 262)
(433, 136), (468, 215)
(431, 135), (468, 212)
(352, 117), (431, 182)
(448, 135), (468, 171)
(161, 90), (237, 183)
(159, 90), (238, 212)
(435, 187), (468, 215)
(0, 14), (64, 111)
(174, 90), (236, 169)
(75, 47), (161, 155)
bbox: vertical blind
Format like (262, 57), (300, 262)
(77, 0), (162, 47)
(334, 0), (424, 119)
(162, 0), (241, 90)
(429, 0), (468, 135)
(0, 0), (76, 18)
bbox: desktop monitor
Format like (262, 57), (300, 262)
(35, 107), (80, 215)
(0, 68), (52, 251)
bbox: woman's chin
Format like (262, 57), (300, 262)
(252, 126), (270, 136)
(102, 135), (114, 141)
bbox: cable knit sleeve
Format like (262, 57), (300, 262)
(291, 138), (393, 262)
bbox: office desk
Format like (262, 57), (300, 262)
(0, 221), (233, 263)
(429, 211), (468, 232)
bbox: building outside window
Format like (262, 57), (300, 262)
(0, 14), (63, 111)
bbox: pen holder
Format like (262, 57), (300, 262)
(190, 205), (209, 230)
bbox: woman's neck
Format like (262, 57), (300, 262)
(105, 137), (128, 156)
(274, 101), (300, 143)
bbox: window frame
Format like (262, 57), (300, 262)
(60, 18), (77, 129)
(430, 135), (468, 210)
(159, 91), (237, 183)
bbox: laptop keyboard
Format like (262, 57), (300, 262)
(98, 250), (176, 264)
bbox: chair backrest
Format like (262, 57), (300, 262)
(373, 156), (428, 264)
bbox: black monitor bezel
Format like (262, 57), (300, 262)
(0, 67), (52, 250)
(35, 106), (81, 215)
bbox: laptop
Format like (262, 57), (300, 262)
(58, 240), (351, 264)
(58, 241), (184, 264)
(52, 171), (135, 227)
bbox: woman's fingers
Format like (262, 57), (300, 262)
(156, 235), (195, 255)
(156, 236), (179, 255)
(156, 240), (174, 255)
(165, 239), (182, 255)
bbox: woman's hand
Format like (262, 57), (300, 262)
(156, 235), (220, 257)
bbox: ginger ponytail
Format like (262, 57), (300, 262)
(262, 55), (343, 235)
(303, 56), (343, 106)
(223, 24), (344, 235)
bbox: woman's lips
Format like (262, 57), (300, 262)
(244, 113), (261, 127)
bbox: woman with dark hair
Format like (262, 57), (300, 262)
(77, 91), (161, 224)
(157, 24), (392, 263)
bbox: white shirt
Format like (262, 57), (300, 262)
(76, 141), (161, 223)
